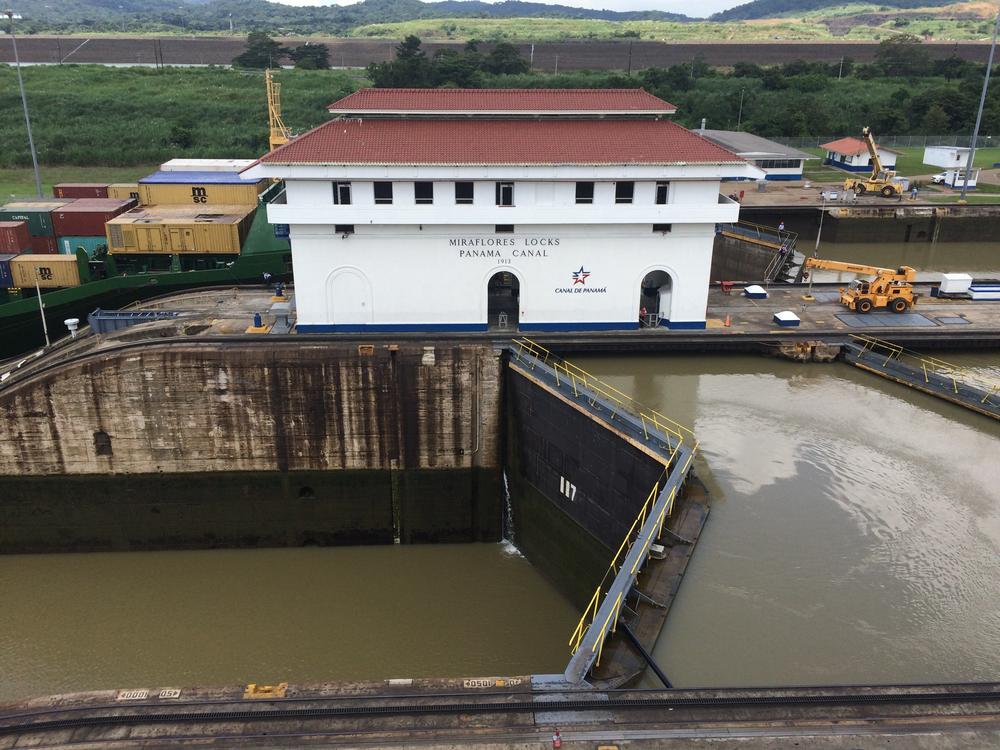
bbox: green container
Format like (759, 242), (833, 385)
(58, 235), (108, 258)
(0, 201), (70, 238)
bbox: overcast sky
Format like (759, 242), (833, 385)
(271, 1), (748, 19)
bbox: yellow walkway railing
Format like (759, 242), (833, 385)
(511, 337), (697, 463)
(850, 334), (999, 405)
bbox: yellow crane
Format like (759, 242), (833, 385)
(803, 257), (917, 313)
(265, 69), (291, 151)
(843, 127), (900, 198)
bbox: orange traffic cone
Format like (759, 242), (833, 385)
(724, 314), (731, 327)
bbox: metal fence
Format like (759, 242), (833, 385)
(769, 134), (996, 149)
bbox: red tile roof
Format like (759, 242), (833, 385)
(820, 136), (900, 156)
(259, 118), (741, 166)
(328, 88), (676, 113)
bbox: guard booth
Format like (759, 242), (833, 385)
(923, 146), (979, 189)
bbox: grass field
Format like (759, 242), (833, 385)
(0, 67), (362, 170)
(0, 165), (158, 202)
(801, 146), (1000, 183)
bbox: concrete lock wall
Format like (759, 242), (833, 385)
(0, 342), (502, 552)
(504, 363), (667, 608)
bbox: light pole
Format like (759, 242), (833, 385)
(4, 10), (43, 198)
(736, 88), (745, 130)
(960, 10), (1000, 202)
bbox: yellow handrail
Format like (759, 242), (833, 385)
(512, 338), (697, 452)
(850, 334), (998, 399)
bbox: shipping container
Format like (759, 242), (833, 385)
(0, 200), (71, 238)
(106, 204), (256, 255)
(51, 198), (137, 237)
(10, 254), (82, 288)
(107, 183), (140, 202)
(29, 235), (58, 254)
(0, 253), (17, 288)
(0, 221), (31, 254)
(138, 171), (267, 206)
(59, 236), (109, 258)
(53, 183), (110, 199)
(160, 158), (256, 173)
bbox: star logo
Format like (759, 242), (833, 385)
(572, 266), (590, 285)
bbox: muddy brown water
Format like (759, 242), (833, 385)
(0, 543), (578, 703)
(574, 353), (1000, 688)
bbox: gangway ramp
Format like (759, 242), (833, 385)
(844, 334), (1000, 420)
(508, 339), (700, 685)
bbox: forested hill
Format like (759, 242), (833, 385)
(713, 0), (958, 21)
(13, 0), (688, 34)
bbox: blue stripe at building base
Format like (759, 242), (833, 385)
(662, 320), (707, 330)
(297, 323), (489, 333)
(519, 322), (638, 331)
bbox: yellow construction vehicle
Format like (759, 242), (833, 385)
(843, 127), (900, 198)
(803, 257), (917, 313)
(265, 69), (291, 151)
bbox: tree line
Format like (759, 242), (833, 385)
(363, 34), (1000, 138)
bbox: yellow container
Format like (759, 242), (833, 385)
(105, 205), (256, 255)
(11, 254), (82, 288)
(107, 183), (140, 202)
(138, 181), (266, 207)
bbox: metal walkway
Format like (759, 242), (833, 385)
(508, 339), (699, 684)
(844, 334), (1000, 420)
(718, 220), (798, 282)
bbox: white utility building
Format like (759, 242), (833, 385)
(244, 88), (762, 332)
(821, 136), (899, 173)
(923, 146), (979, 189)
(699, 129), (815, 180)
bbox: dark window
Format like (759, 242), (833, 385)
(495, 225), (514, 233)
(615, 181), (634, 204)
(652, 223), (672, 233)
(495, 181), (514, 206)
(455, 181), (474, 204)
(414, 181), (434, 204)
(93, 431), (113, 456)
(373, 182), (393, 204)
(335, 224), (355, 235)
(575, 181), (594, 204)
(333, 182), (352, 205)
(655, 181), (670, 205)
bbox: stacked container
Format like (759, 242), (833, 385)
(160, 158), (256, 173)
(138, 171), (267, 207)
(0, 221), (31, 254)
(53, 183), (110, 199)
(51, 198), (136, 257)
(107, 183), (140, 202)
(0, 200), (71, 254)
(10, 255), (82, 288)
(0, 254), (18, 288)
(105, 204), (256, 255)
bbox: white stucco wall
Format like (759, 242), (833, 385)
(289, 223), (715, 331)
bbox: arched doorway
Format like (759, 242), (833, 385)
(639, 270), (672, 327)
(487, 271), (519, 330)
(326, 268), (373, 325)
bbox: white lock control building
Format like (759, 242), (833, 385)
(244, 88), (762, 332)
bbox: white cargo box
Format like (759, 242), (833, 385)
(939, 273), (973, 294)
(773, 310), (800, 327)
(160, 158), (256, 173)
(743, 284), (768, 299)
(970, 284), (1000, 300)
